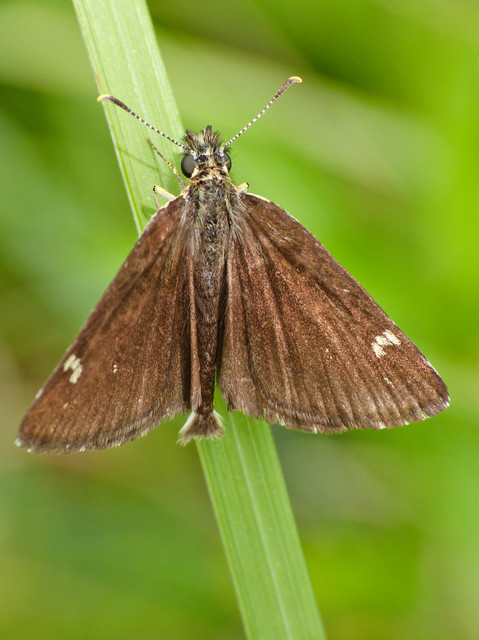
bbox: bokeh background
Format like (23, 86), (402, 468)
(1, 0), (478, 638)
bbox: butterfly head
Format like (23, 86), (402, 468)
(181, 126), (232, 179)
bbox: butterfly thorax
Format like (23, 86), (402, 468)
(182, 126), (240, 250)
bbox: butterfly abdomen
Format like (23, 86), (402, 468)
(185, 184), (232, 443)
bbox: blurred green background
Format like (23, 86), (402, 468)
(1, 0), (478, 638)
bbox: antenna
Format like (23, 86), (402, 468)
(223, 76), (302, 149)
(98, 76), (302, 153)
(97, 94), (188, 151)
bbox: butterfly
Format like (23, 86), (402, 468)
(17, 77), (449, 452)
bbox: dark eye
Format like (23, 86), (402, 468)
(223, 153), (232, 172)
(181, 154), (196, 177)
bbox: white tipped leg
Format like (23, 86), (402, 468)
(153, 185), (176, 209)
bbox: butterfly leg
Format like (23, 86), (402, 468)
(153, 184), (177, 209)
(147, 138), (185, 187)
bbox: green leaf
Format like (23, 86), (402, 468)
(199, 393), (326, 639)
(73, 0), (326, 637)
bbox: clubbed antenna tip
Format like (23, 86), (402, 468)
(223, 76), (302, 149)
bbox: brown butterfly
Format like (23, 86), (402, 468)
(17, 77), (449, 453)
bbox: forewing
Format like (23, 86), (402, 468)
(218, 194), (449, 433)
(18, 196), (197, 452)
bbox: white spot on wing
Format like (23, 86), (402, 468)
(372, 343), (386, 358)
(63, 354), (83, 384)
(63, 355), (77, 371)
(371, 330), (401, 358)
(383, 330), (401, 345)
(35, 387), (44, 399)
(69, 367), (82, 384)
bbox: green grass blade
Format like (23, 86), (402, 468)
(199, 394), (326, 639)
(74, 0), (183, 231)
(73, 0), (326, 637)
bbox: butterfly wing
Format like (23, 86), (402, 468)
(18, 196), (199, 452)
(218, 194), (449, 433)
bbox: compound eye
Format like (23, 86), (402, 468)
(223, 153), (232, 172)
(181, 154), (196, 177)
